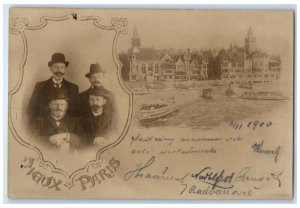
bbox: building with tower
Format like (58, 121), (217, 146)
(126, 26), (279, 84)
(219, 26), (281, 84)
(128, 26), (209, 82)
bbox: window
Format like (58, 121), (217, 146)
(148, 64), (153, 71)
(141, 64), (146, 73)
(155, 64), (159, 73)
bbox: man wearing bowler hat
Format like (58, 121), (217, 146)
(79, 63), (116, 127)
(78, 86), (112, 147)
(32, 88), (81, 151)
(27, 53), (80, 124)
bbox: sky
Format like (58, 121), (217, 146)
(116, 9), (293, 58)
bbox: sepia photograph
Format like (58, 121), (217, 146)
(8, 8), (294, 199)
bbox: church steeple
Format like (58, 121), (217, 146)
(131, 25), (141, 48)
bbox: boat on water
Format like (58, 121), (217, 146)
(211, 80), (225, 86)
(173, 81), (190, 89)
(239, 82), (253, 89)
(132, 88), (151, 95)
(138, 97), (179, 123)
(241, 91), (287, 100)
(202, 88), (214, 99)
(225, 83), (236, 96)
(146, 81), (165, 90)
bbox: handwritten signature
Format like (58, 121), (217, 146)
(124, 156), (189, 183)
(252, 140), (282, 163)
(191, 167), (235, 189)
(235, 167), (283, 188)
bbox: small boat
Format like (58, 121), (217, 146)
(173, 81), (190, 89)
(138, 97), (179, 123)
(146, 82), (165, 90)
(132, 88), (151, 95)
(211, 80), (225, 86)
(241, 91), (287, 100)
(225, 83), (236, 96)
(239, 82), (253, 89)
(202, 88), (214, 99)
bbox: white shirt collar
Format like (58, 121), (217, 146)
(52, 77), (63, 84)
(51, 115), (62, 126)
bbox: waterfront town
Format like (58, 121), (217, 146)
(119, 26), (281, 85)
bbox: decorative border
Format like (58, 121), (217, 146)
(9, 13), (132, 189)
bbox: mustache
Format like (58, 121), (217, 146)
(92, 81), (101, 85)
(54, 108), (65, 112)
(91, 105), (101, 110)
(91, 105), (102, 111)
(54, 72), (65, 76)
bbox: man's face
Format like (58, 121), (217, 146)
(49, 99), (68, 120)
(89, 95), (106, 112)
(89, 73), (104, 87)
(50, 63), (66, 81)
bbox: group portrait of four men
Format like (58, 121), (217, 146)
(27, 52), (117, 151)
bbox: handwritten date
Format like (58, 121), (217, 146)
(229, 120), (272, 130)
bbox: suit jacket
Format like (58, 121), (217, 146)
(79, 86), (117, 128)
(78, 110), (112, 146)
(33, 114), (82, 149)
(27, 78), (80, 124)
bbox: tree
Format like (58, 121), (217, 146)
(118, 52), (130, 81)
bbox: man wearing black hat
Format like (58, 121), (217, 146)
(79, 63), (116, 126)
(27, 53), (80, 124)
(78, 86), (112, 146)
(33, 88), (81, 150)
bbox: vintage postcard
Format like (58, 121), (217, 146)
(8, 8), (294, 199)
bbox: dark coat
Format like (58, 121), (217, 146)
(78, 110), (112, 146)
(79, 86), (117, 128)
(27, 78), (80, 123)
(33, 114), (82, 149)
